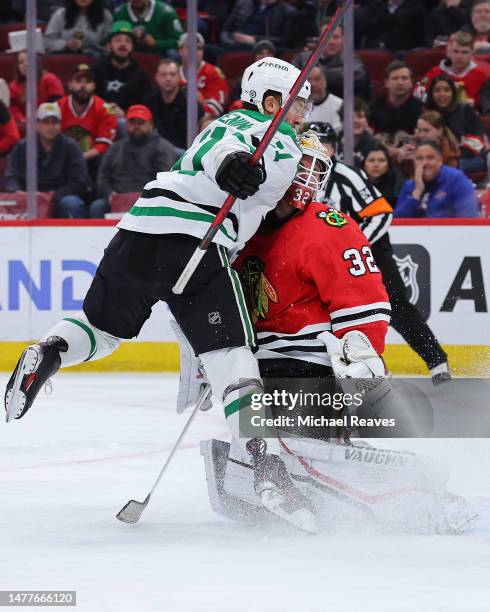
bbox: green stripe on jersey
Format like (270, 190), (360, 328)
(192, 126), (226, 171)
(224, 392), (255, 418)
(128, 205), (236, 241)
(63, 317), (96, 361)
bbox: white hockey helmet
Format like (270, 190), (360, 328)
(283, 130), (333, 212)
(241, 57), (311, 111)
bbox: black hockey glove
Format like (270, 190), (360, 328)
(215, 151), (267, 199)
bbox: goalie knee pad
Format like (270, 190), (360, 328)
(40, 313), (121, 368)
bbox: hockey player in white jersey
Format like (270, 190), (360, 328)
(4, 58), (317, 532)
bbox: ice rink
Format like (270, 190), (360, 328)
(1, 373), (490, 612)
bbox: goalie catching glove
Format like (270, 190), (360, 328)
(318, 330), (385, 379)
(216, 151), (267, 199)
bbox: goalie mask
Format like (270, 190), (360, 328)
(284, 130), (333, 212)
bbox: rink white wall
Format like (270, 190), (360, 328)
(0, 220), (489, 374)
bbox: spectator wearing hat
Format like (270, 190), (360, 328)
(0, 100), (20, 156)
(4, 102), (89, 217)
(90, 104), (176, 217)
(114, 0), (183, 56)
(178, 33), (229, 118)
(44, 0), (113, 58)
(145, 58), (203, 152)
(8, 51), (64, 134)
(94, 21), (153, 118)
(395, 140), (478, 218)
(58, 63), (117, 170)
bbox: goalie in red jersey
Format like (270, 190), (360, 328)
(235, 130), (391, 382)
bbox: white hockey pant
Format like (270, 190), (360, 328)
(40, 313), (121, 367)
(199, 346), (280, 456)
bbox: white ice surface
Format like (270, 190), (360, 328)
(1, 373), (490, 612)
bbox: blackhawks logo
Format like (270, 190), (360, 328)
(316, 208), (348, 228)
(240, 256), (278, 323)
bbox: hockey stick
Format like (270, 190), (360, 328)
(172, 0), (353, 295)
(116, 384), (212, 524)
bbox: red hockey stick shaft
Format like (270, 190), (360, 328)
(172, 0), (353, 294)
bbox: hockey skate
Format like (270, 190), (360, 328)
(4, 336), (67, 422)
(246, 438), (317, 534)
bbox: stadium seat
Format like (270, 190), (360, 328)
(0, 192), (54, 219)
(356, 50), (394, 89)
(405, 48), (447, 81)
(218, 51), (254, 81)
(107, 193), (140, 218)
(133, 53), (160, 81)
(43, 54), (94, 88)
(0, 52), (17, 82)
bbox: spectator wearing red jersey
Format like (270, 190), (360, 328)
(462, 0), (490, 53)
(59, 63), (117, 177)
(425, 31), (488, 108)
(178, 33), (229, 118)
(0, 101), (20, 156)
(8, 51), (64, 133)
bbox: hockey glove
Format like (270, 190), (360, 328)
(216, 151), (267, 199)
(318, 330), (385, 379)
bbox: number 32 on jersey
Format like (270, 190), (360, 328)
(343, 246), (380, 276)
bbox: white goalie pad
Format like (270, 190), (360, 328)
(169, 319), (211, 414)
(201, 436), (477, 535)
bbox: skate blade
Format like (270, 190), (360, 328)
(259, 489), (317, 534)
(5, 347), (40, 423)
(116, 494), (150, 524)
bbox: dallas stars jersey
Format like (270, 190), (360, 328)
(235, 202), (391, 366)
(118, 109), (302, 252)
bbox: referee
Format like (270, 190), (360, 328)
(307, 122), (450, 384)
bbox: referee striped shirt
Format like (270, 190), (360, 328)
(320, 160), (393, 244)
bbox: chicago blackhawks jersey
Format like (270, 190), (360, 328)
(58, 95), (117, 154)
(179, 62), (229, 117)
(118, 109), (302, 252)
(235, 202), (391, 366)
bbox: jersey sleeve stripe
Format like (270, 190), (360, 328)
(330, 302), (391, 319)
(332, 313), (391, 332)
(357, 197), (393, 218)
(364, 213), (392, 244)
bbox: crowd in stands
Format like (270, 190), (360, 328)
(1, 0), (490, 219)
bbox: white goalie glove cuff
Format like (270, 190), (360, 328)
(318, 330), (385, 379)
(170, 319), (212, 413)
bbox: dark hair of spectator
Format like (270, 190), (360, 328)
(363, 143), (394, 177)
(319, 18), (343, 32)
(449, 30), (474, 48)
(426, 75), (460, 113)
(385, 60), (413, 79)
(243, 90), (282, 112)
(416, 139), (443, 155)
(14, 51), (43, 84)
(64, 0), (105, 31)
(157, 58), (180, 69)
(354, 98), (369, 115)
